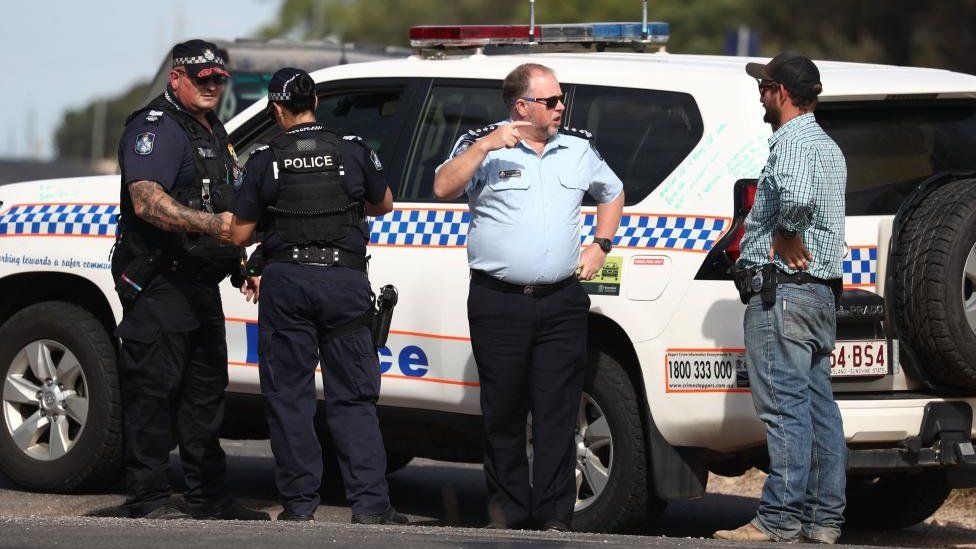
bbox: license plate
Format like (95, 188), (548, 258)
(830, 340), (889, 377)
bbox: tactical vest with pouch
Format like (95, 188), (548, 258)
(115, 90), (243, 294)
(265, 125), (367, 248)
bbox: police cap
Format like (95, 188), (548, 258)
(268, 67), (315, 103)
(172, 39), (230, 79)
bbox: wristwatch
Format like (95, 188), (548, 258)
(593, 237), (613, 253)
(777, 226), (798, 240)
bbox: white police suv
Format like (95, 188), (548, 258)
(2, 18), (975, 533)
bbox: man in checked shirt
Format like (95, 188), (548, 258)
(715, 52), (848, 544)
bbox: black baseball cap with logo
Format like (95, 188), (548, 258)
(172, 39), (230, 79)
(267, 67), (315, 102)
(746, 51), (822, 100)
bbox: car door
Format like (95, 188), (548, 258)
(371, 78), (510, 414)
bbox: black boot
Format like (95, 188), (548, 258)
(351, 507), (409, 525)
(192, 501), (271, 521)
(277, 510), (315, 522)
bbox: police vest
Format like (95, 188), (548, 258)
(118, 90), (242, 265)
(265, 126), (366, 248)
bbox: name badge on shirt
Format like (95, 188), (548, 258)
(498, 169), (522, 179)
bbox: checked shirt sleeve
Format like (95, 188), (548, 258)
(773, 143), (816, 233)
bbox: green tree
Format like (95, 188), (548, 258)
(259, 0), (752, 54)
(54, 82), (150, 161)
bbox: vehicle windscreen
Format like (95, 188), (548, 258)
(215, 71), (274, 121)
(818, 101), (976, 215)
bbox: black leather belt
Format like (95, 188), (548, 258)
(776, 269), (836, 288)
(267, 245), (367, 272)
(471, 269), (577, 297)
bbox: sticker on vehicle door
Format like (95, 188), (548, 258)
(582, 255), (622, 296)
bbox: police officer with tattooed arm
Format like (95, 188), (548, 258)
(229, 68), (403, 524)
(111, 39), (268, 521)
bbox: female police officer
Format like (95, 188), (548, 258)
(230, 68), (405, 524)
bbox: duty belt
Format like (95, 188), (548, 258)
(733, 263), (842, 305)
(471, 269), (577, 298)
(267, 245), (367, 272)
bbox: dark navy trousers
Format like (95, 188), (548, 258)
(258, 262), (390, 517)
(467, 278), (590, 529)
(115, 273), (231, 517)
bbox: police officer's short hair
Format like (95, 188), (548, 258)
(503, 63), (556, 107)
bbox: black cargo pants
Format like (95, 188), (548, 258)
(115, 272), (231, 517)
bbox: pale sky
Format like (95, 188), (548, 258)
(0, 0), (281, 159)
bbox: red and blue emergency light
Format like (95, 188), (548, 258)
(409, 22), (670, 49)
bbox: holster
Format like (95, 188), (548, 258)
(371, 285), (398, 348)
(732, 264), (776, 306)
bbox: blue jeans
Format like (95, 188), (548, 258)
(743, 283), (847, 543)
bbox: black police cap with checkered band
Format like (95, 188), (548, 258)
(172, 39), (229, 79)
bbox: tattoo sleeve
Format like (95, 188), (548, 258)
(129, 180), (221, 235)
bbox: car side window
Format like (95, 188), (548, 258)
(400, 82), (509, 201)
(237, 86), (406, 165)
(568, 85), (704, 205)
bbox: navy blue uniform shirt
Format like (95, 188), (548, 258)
(233, 123), (388, 256)
(119, 109), (202, 192)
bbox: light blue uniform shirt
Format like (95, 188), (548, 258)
(438, 121), (623, 284)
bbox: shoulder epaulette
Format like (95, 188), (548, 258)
(136, 109), (167, 127)
(251, 145), (270, 154)
(465, 124), (498, 140)
(343, 135), (367, 146)
(558, 126), (594, 140)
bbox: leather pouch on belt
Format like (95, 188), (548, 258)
(114, 250), (162, 307)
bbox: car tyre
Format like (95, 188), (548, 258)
(570, 350), (666, 533)
(0, 302), (121, 491)
(893, 178), (976, 389)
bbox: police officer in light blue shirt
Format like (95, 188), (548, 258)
(434, 63), (624, 531)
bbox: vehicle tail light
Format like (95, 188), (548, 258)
(724, 180), (758, 263)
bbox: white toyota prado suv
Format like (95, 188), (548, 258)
(1, 21), (975, 533)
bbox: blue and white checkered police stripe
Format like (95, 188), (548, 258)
(369, 209), (471, 246)
(0, 203), (731, 252)
(0, 204), (119, 237)
(368, 210), (729, 251)
(582, 214), (728, 251)
(843, 246), (877, 286)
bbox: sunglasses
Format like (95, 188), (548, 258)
(757, 79), (780, 94)
(520, 94), (565, 109)
(176, 70), (229, 87)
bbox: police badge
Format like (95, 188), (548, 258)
(204, 49), (215, 61)
(134, 132), (155, 155)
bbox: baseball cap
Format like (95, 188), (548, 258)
(267, 67), (315, 102)
(172, 39), (230, 79)
(745, 51), (822, 100)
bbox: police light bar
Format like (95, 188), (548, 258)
(409, 25), (532, 47)
(409, 22), (670, 48)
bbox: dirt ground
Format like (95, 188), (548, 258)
(707, 469), (976, 548)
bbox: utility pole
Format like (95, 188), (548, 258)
(91, 99), (107, 163)
(26, 107), (40, 160)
